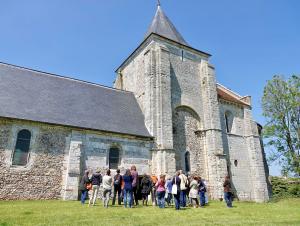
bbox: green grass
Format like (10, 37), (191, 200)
(0, 199), (299, 226)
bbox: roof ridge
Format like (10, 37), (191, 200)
(0, 61), (132, 94)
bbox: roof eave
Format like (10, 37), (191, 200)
(0, 116), (154, 139)
(217, 83), (251, 107)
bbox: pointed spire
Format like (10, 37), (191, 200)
(144, 3), (189, 46)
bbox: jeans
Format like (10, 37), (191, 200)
(205, 192), (209, 204)
(81, 190), (88, 204)
(103, 189), (111, 208)
(112, 185), (122, 205)
(166, 193), (173, 205)
(174, 194), (180, 210)
(124, 189), (132, 208)
(88, 185), (99, 206)
(180, 190), (187, 207)
(224, 192), (233, 207)
(199, 191), (205, 206)
(156, 191), (165, 208)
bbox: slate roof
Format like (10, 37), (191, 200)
(0, 62), (151, 138)
(145, 5), (189, 46)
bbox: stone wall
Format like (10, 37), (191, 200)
(173, 106), (206, 177)
(114, 34), (270, 202)
(116, 40), (176, 175)
(0, 118), (153, 200)
(0, 118), (70, 200)
(219, 100), (270, 201)
(115, 36), (228, 198)
(83, 133), (152, 175)
(219, 100), (253, 200)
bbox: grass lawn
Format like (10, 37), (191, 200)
(0, 199), (299, 226)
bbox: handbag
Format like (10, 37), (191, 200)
(171, 177), (178, 195)
(86, 182), (92, 190)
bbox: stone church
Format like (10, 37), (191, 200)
(0, 4), (271, 202)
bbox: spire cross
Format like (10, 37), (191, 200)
(157, 0), (161, 6)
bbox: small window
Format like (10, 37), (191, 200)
(109, 147), (120, 169)
(12, 129), (31, 166)
(234, 160), (238, 167)
(225, 111), (233, 133)
(185, 152), (190, 173)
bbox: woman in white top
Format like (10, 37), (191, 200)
(189, 176), (199, 208)
(102, 169), (113, 208)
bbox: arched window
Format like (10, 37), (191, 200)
(109, 147), (120, 169)
(224, 111), (233, 133)
(12, 129), (31, 166)
(185, 152), (190, 173)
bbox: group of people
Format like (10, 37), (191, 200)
(79, 165), (234, 210)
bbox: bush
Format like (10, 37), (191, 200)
(271, 176), (300, 198)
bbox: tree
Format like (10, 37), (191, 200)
(262, 75), (300, 177)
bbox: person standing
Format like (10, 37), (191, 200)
(179, 170), (188, 207)
(198, 177), (206, 207)
(187, 174), (193, 206)
(79, 170), (90, 205)
(102, 169), (113, 208)
(131, 165), (139, 206)
(88, 169), (102, 206)
(203, 179), (209, 204)
(112, 169), (122, 205)
(123, 169), (133, 208)
(189, 176), (199, 208)
(172, 171), (181, 210)
(165, 176), (173, 206)
(140, 174), (151, 206)
(223, 175), (233, 208)
(150, 174), (158, 206)
(155, 175), (166, 208)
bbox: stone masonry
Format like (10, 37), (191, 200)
(0, 118), (152, 200)
(114, 33), (270, 202)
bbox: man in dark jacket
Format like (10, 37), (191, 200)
(112, 169), (122, 205)
(88, 169), (102, 206)
(80, 170), (91, 205)
(223, 175), (233, 208)
(172, 171), (181, 210)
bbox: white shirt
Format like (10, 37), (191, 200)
(102, 175), (112, 190)
(179, 174), (188, 190)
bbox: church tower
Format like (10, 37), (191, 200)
(114, 3), (229, 199)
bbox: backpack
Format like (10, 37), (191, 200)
(114, 174), (121, 186)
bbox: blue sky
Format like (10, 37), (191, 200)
(1, 0), (299, 175)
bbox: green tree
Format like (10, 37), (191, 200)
(262, 75), (300, 177)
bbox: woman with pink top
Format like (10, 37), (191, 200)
(155, 175), (166, 208)
(130, 165), (139, 206)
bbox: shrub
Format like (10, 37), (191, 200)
(270, 176), (300, 198)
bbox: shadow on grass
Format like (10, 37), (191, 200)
(0, 222), (9, 226)
(23, 211), (33, 215)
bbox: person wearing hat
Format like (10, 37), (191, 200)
(88, 169), (102, 206)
